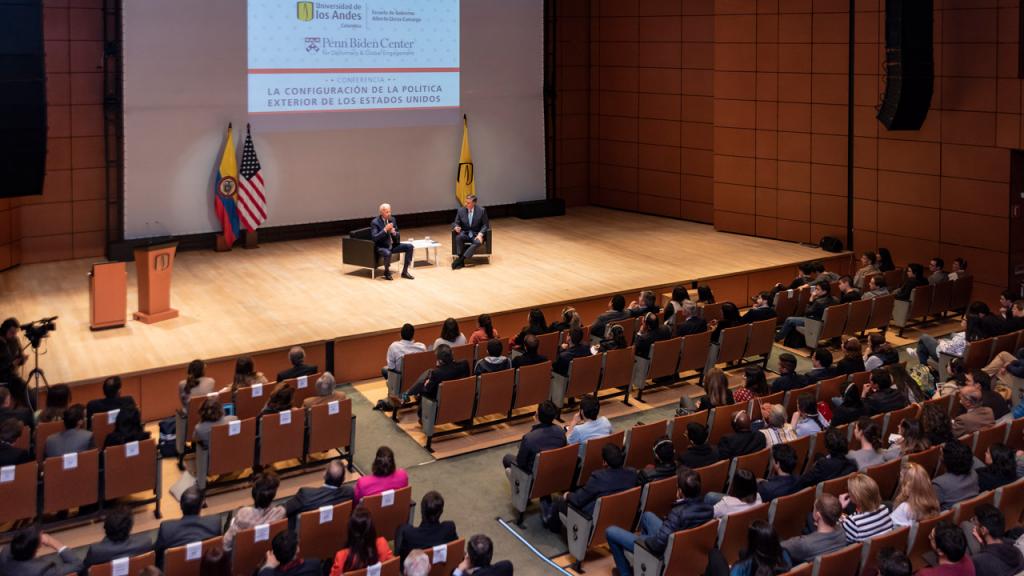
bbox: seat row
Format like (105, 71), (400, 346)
(891, 276), (974, 336)
(795, 295), (896, 349)
(937, 327), (1024, 380)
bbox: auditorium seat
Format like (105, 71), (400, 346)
(669, 410), (708, 453)
(196, 417), (256, 490)
(34, 420), (64, 464)
(859, 527), (909, 576)
(815, 375), (846, 406)
(744, 319), (776, 365)
(992, 331), (1020, 359)
(953, 490), (994, 525)
(678, 330), (713, 384)
(259, 407), (305, 466)
(362, 485), (413, 542)
(475, 368), (515, 420)
(43, 448), (99, 515)
(798, 303), (849, 349)
(995, 477), (1024, 529)
(769, 487), (816, 540)
(0, 461), (37, 525)
(1007, 417), (1024, 452)
(576, 431), (624, 486)
(606, 320), (637, 347)
(949, 276), (973, 314)
(512, 361), (553, 412)
(232, 518), (287, 576)
(599, 346), (635, 401)
(298, 500), (352, 561)
(87, 550), (155, 576)
(811, 543), (861, 576)
(103, 438), (160, 514)
(810, 430), (829, 462)
(783, 383), (818, 419)
(708, 400), (750, 445)
(864, 458), (900, 501)
(508, 442), (578, 526)
(781, 564), (812, 576)
(632, 519), (719, 576)
(849, 371), (871, 386)
(388, 348), (436, 420)
(704, 325), (748, 375)
(283, 372), (319, 407)
(783, 434), (811, 475)
(971, 422), (1008, 460)
(882, 404), (919, 441)
(694, 460), (730, 496)
(909, 511), (956, 571)
(639, 475), (677, 520)
(845, 298), (873, 336)
(891, 285), (932, 337)
(550, 352), (601, 409)
(535, 332), (560, 364)
(421, 375), (476, 451)
(624, 419), (668, 470)
(163, 536), (223, 576)
(818, 472), (856, 499)
(632, 337), (683, 401)
(717, 502), (770, 564)
(235, 382), (269, 421)
(731, 447), (771, 479)
(772, 290), (798, 325)
(424, 538), (465, 576)
(342, 557), (400, 576)
(865, 294), (895, 335)
(178, 391), (231, 459)
(342, 227), (399, 279)
(306, 398), (354, 459)
(883, 269), (905, 291)
(561, 486), (641, 572)
(699, 302), (724, 323)
(90, 409), (118, 449)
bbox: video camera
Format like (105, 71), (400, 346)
(22, 316), (57, 348)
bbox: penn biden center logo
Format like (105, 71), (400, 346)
(296, 1), (314, 22)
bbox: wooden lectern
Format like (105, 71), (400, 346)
(89, 262), (127, 330)
(133, 242), (179, 324)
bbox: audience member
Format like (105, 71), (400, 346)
(383, 324), (427, 378)
(815, 261), (839, 283)
(260, 386), (294, 416)
(878, 547), (913, 576)
(952, 387), (995, 437)
(354, 446), (409, 503)
(663, 285), (693, 328)
(775, 280), (836, 344)
(830, 382), (865, 427)
(640, 439), (678, 482)
(432, 318), (467, 350)
(771, 353), (807, 393)
(193, 398), (237, 462)
(634, 313), (671, 360)
(548, 306), (581, 333)
(757, 443), (802, 502)
(913, 317), (968, 366)
(799, 427), (856, 489)
(864, 333), (900, 371)
(474, 339), (511, 375)
(229, 356), (268, 393)
(468, 314), (498, 346)
(895, 264), (929, 301)
(718, 411), (767, 460)
(848, 417), (887, 471)
(502, 400), (566, 472)
(590, 295), (631, 342)
(805, 347), (835, 384)
(627, 290), (661, 318)
(929, 257), (949, 285)
(329, 507), (394, 575)
(36, 384), (69, 424)
(890, 462), (940, 528)
(553, 327), (591, 377)
(728, 520), (793, 576)
(82, 506), (153, 571)
(403, 550), (431, 576)
(283, 459), (353, 520)
(44, 404), (93, 458)
(405, 344), (470, 408)
(707, 302), (741, 344)
(85, 375), (136, 419)
(968, 504), (1024, 576)
(694, 368), (734, 411)
(739, 291), (776, 324)
(781, 493), (847, 564)
(673, 300), (708, 337)
(948, 258), (969, 282)
(839, 473), (892, 542)
(512, 309), (550, 350)
(933, 441), (980, 510)
(919, 521), (974, 576)
(453, 534), (513, 576)
(734, 366), (770, 403)
(838, 276), (862, 303)
(0, 387), (34, 429)
(792, 394), (829, 438)
(863, 369), (908, 416)
(303, 372), (346, 408)
(104, 404), (151, 448)
(178, 359), (216, 410)
(565, 394), (612, 459)
(511, 334), (547, 368)
(884, 418), (931, 459)
(595, 324), (628, 353)
(275, 346), (317, 383)
(862, 275), (890, 299)
(0, 526), (81, 576)
(713, 468), (762, 518)
(259, 530), (319, 575)
(876, 248), (896, 272)
(922, 404), (955, 446)
(557, 444), (638, 518)
(976, 444), (1019, 492)
(965, 370), (1009, 420)
(679, 422), (720, 469)
(853, 252), (879, 290)
(759, 403), (797, 447)
(0, 418), (31, 465)
(223, 472), (286, 551)
(154, 486), (221, 566)
(834, 338), (866, 375)
(396, 491), (458, 563)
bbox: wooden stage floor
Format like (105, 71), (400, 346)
(1, 207), (830, 385)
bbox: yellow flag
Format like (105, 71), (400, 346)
(455, 115), (475, 205)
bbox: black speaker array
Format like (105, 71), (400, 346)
(877, 0), (934, 131)
(0, 0), (47, 198)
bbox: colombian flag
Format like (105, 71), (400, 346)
(455, 115), (475, 205)
(214, 124), (240, 247)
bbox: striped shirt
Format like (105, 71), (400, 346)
(841, 505), (892, 542)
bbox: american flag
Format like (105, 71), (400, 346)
(237, 124), (266, 231)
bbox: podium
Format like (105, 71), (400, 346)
(133, 242), (179, 324)
(89, 262), (127, 330)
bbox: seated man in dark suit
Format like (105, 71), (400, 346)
(627, 290), (661, 318)
(590, 295), (631, 342)
(717, 411), (767, 460)
(633, 313), (672, 361)
(510, 334), (547, 368)
(798, 427), (857, 489)
(44, 404), (94, 458)
(804, 347), (835, 384)
(678, 422), (720, 469)
(0, 526), (81, 576)
(82, 506), (153, 571)
(282, 459), (353, 523)
(501, 400), (566, 473)
(451, 194), (489, 270)
(0, 418), (31, 466)
(757, 444), (802, 502)
(275, 346), (318, 382)
(454, 534), (513, 576)
(370, 202), (414, 281)
(258, 530), (320, 576)
(862, 369), (908, 416)
(405, 344), (470, 404)
(553, 327), (592, 377)
(739, 292), (777, 324)
(0, 387), (34, 430)
(557, 444), (639, 519)
(771, 353), (808, 393)
(85, 376), (136, 421)
(673, 300), (708, 337)
(154, 486), (221, 567)
(396, 491), (458, 563)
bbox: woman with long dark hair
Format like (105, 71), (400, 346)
(977, 443), (1019, 492)
(512, 308), (550, 349)
(469, 313), (498, 345)
(848, 417), (886, 470)
(432, 318), (466, 350)
(709, 302), (740, 344)
(894, 263), (928, 301)
(104, 405), (151, 448)
(330, 507), (394, 575)
(728, 520), (792, 576)
(734, 366), (770, 403)
(179, 359), (216, 409)
(228, 356), (267, 393)
(876, 248), (895, 272)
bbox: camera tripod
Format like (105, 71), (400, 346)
(23, 341), (49, 409)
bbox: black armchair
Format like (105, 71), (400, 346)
(450, 229), (493, 263)
(342, 227), (398, 279)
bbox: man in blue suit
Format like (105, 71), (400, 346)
(371, 203), (414, 280)
(451, 194), (488, 269)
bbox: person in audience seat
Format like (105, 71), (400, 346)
(44, 404), (93, 458)
(405, 344), (470, 410)
(154, 486), (221, 567)
(673, 300), (708, 337)
(37, 385), (69, 424)
(178, 359), (216, 410)
(432, 318), (467, 351)
(717, 411), (767, 460)
(894, 264), (928, 301)
(890, 462), (940, 528)
(976, 444), (1019, 492)
(474, 339), (510, 375)
(548, 306), (581, 333)
(739, 291), (777, 324)
(968, 504), (1024, 576)
(805, 347), (835, 384)
(679, 422), (720, 469)
(862, 369), (908, 416)
(835, 338), (866, 375)
(663, 285), (693, 327)
(792, 394), (829, 438)
(200, 544), (231, 576)
(734, 366), (770, 404)
(879, 548), (915, 576)
(772, 353), (808, 393)
(82, 506), (153, 572)
(303, 372), (346, 408)
(628, 290), (661, 318)
(383, 324), (427, 380)
(395, 491), (458, 564)
(948, 258), (969, 282)
(283, 459), (353, 521)
(0, 387), (34, 430)
(781, 493), (847, 564)
(929, 257), (949, 285)
(919, 521), (975, 576)
(590, 294), (631, 343)
(633, 313), (671, 361)
(708, 302), (741, 344)
(469, 314), (499, 346)
(864, 334), (899, 372)
(275, 346), (317, 383)
(853, 252), (880, 290)
(511, 309), (550, 351)
(502, 400), (565, 473)
(724, 520), (793, 576)
(757, 443), (801, 502)
(640, 439), (678, 482)
(259, 530), (319, 576)
(354, 446), (409, 503)
(329, 507), (394, 576)
(913, 316), (968, 367)
(884, 418), (931, 460)
(876, 248), (895, 272)
(713, 468), (762, 518)
(838, 275), (862, 303)
(403, 550), (430, 576)
(553, 327), (591, 378)
(595, 324), (628, 353)
(223, 472), (286, 551)
(228, 356), (268, 393)
(965, 370), (1009, 420)
(556, 444), (638, 519)
(775, 280), (836, 344)
(85, 375), (136, 420)
(848, 417), (888, 471)
(0, 418), (31, 465)
(758, 403), (797, 447)
(933, 441), (979, 511)
(565, 394), (612, 459)
(799, 427), (857, 489)
(862, 275), (890, 300)
(192, 398), (237, 471)
(510, 334), (547, 369)
(922, 403), (955, 446)
(830, 382), (865, 427)
(952, 387), (995, 437)
(260, 386), (294, 416)
(0, 526), (81, 576)
(693, 368), (734, 412)
(605, 466), (713, 576)
(454, 534), (513, 576)
(104, 405), (151, 448)
(839, 473), (892, 542)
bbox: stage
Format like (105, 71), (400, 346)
(1, 207), (836, 391)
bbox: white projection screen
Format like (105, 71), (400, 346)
(122, 0), (545, 239)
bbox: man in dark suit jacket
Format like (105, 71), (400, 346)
(739, 292), (778, 324)
(502, 400), (566, 472)
(370, 203), (414, 280)
(283, 460), (353, 523)
(678, 423), (720, 469)
(413, 345), (470, 402)
(0, 418), (31, 466)
(82, 506), (153, 572)
(757, 444), (802, 502)
(771, 353), (808, 393)
(862, 369), (908, 416)
(85, 376), (136, 421)
(674, 301), (708, 337)
(0, 526), (82, 576)
(275, 346), (318, 383)
(633, 313), (671, 360)
(798, 428), (857, 489)
(258, 531), (320, 576)
(453, 535), (513, 576)
(451, 194), (489, 269)
(154, 486), (221, 567)
(561, 444), (639, 517)
(510, 334), (547, 369)
(0, 388), (34, 430)
(553, 327), (592, 377)
(717, 411), (767, 460)
(396, 491), (459, 563)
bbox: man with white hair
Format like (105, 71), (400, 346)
(403, 549), (431, 576)
(276, 346), (318, 382)
(302, 372), (346, 408)
(370, 203), (415, 280)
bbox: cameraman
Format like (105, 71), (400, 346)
(0, 318), (28, 407)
